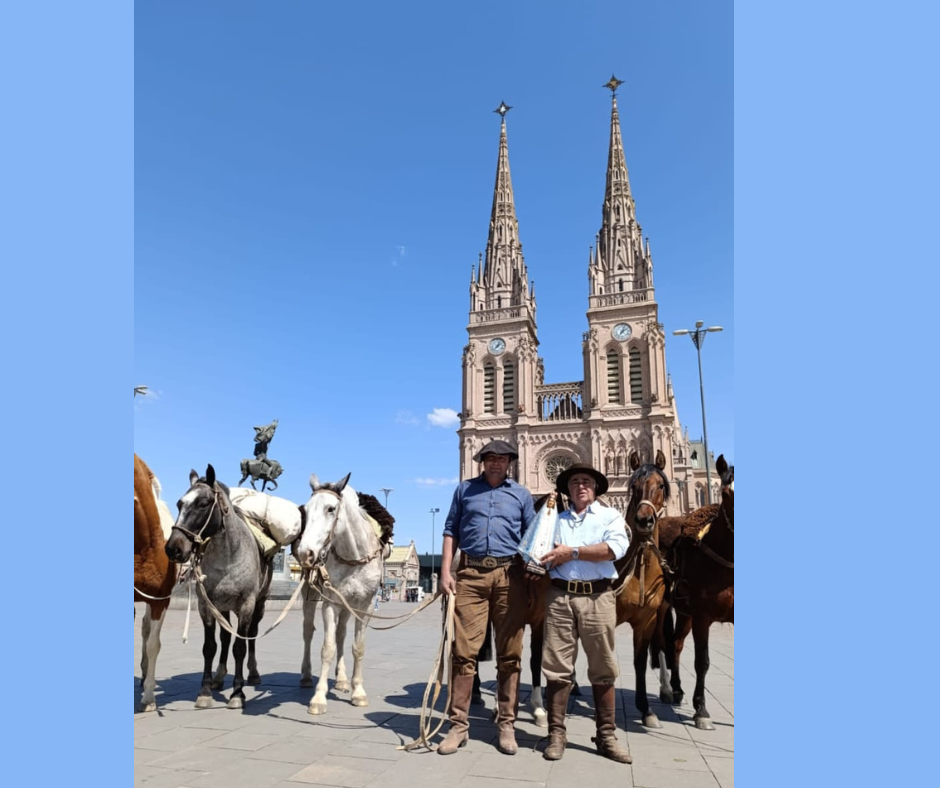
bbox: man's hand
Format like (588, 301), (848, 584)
(441, 572), (457, 596)
(539, 541), (574, 568)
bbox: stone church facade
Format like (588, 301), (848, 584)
(457, 92), (716, 515)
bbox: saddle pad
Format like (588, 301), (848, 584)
(228, 487), (302, 545)
(245, 521), (280, 561)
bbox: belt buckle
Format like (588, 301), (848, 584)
(567, 579), (578, 594)
(583, 581), (593, 594)
(482, 556), (498, 569)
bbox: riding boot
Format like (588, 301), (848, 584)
(591, 684), (632, 764)
(542, 681), (572, 760)
(438, 674), (474, 755)
(495, 671), (520, 755)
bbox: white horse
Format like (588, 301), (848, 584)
(293, 472), (390, 715)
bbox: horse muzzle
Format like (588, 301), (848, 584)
(165, 533), (192, 564)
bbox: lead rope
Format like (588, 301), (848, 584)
(398, 592), (456, 752)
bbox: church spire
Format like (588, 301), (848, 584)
(472, 102), (534, 313)
(591, 76), (652, 298)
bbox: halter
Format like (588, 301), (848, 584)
(303, 488), (384, 583)
(169, 482), (228, 561)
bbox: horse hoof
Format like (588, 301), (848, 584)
(351, 697), (369, 707)
(672, 692), (684, 705)
(694, 716), (715, 731)
(659, 689), (674, 703)
(195, 696), (214, 709)
(534, 708), (548, 728)
(138, 700), (157, 713)
(227, 696), (244, 710)
(334, 680), (351, 693)
(308, 702), (327, 715)
(643, 713), (662, 729)
(300, 677), (315, 688)
(247, 673), (262, 686)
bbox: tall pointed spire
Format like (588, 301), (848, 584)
(590, 76), (652, 299)
(472, 102), (534, 314)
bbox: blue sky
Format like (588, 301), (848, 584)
(134, 1), (733, 552)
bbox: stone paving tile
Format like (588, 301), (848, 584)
(249, 735), (334, 765)
(459, 778), (548, 788)
(135, 726), (229, 751)
(134, 765), (209, 788)
(201, 730), (284, 751)
(136, 747), (176, 768)
(147, 744), (256, 773)
(287, 754), (393, 787)
(186, 757), (304, 788)
(631, 764), (721, 788)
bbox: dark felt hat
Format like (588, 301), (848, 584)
(555, 463), (609, 497)
(473, 439), (519, 462)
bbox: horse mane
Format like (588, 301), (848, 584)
(357, 492), (395, 545)
(657, 503), (719, 552)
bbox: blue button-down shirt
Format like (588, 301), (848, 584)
(549, 502), (630, 582)
(443, 475), (535, 558)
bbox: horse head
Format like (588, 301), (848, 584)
(624, 449), (670, 540)
(165, 464), (231, 563)
(716, 454), (734, 531)
(295, 472), (355, 569)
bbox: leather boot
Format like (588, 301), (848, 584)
(495, 671), (520, 755)
(438, 674), (474, 755)
(542, 681), (571, 761)
(591, 684), (632, 764)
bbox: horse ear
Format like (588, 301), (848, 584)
(336, 472), (352, 493)
(629, 452), (640, 471)
(716, 454), (727, 475)
(190, 470), (199, 487)
(655, 449), (666, 470)
(206, 464), (216, 486)
(309, 473), (320, 491)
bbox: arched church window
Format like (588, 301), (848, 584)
(607, 350), (621, 404)
(618, 279), (624, 292)
(629, 348), (643, 402)
(497, 295), (502, 309)
(503, 361), (515, 413)
(483, 364), (495, 414)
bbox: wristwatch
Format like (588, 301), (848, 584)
(571, 547), (580, 561)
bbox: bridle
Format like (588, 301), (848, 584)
(170, 482), (229, 561)
(302, 489), (384, 584)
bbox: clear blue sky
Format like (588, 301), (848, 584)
(134, 1), (733, 553)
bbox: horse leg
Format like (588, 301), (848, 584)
(299, 592), (318, 688)
(238, 473), (249, 487)
(139, 601), (167, 712)
(195, 618), (218, 709)
(227, 608), (252, 709)
(140, 604), (152, 685)
(309, 604), (337, 715)
(246, 602), (265, 685)
(635, 617), (661, 728)
(210, 614), (231, 690)
(333, 612), (350, 693)
(653, 603), (674, 703)
(670, 611), (692, 705)
(690, 616), (715, 730)
(529, 623), (547, 727)
(349, 611), (369, 707)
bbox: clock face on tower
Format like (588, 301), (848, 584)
(612, 323), (632, 341)
(489, 338), (506, 355)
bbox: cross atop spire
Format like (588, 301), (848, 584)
(493, 101), (513, 118)
(603, 75), (624, 96)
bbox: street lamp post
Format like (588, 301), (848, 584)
(673, 320), (723, 504)
(429, 508), (440, 593)
(378, 488), (393, 599)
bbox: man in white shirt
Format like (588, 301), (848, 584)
(538, 463), (632, 764)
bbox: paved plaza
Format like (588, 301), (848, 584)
(135, 597), (733, 788)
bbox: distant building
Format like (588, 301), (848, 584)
(417, 553), (444, 593)
(383, 540), (420, 601)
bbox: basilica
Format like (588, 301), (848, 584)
(457, 86), (717, 515)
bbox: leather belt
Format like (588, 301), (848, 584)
(551, 578), (613, 595)
(461, 554), (516, 569)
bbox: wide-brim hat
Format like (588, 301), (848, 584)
(473, 439), (519, 462)
(556, 463), (609, 497)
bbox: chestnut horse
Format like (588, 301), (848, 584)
(659, 454), (734, 730)
(134, 454), (178, 712)
(611, 449), (672, 728)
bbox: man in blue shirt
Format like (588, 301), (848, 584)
(437, 439), (535, 756)
(538, 463), (632, 764)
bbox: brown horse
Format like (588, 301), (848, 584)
(134, 454), (178, 712)
(661, 454), (734, 730)
(611, 449), (672, 728)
